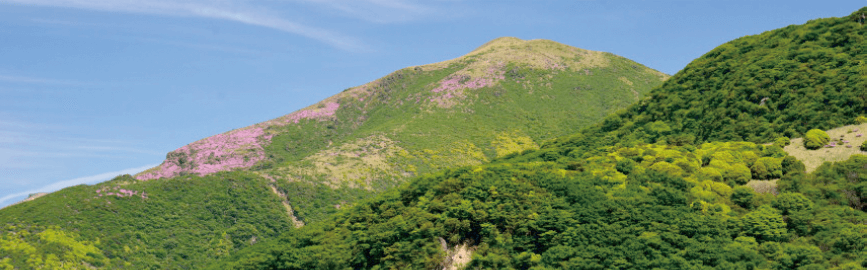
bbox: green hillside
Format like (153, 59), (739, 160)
(137, 37), (667, 223)
(0, 38), (666, 269)
(0, 172), (293, 269)
(209, 8), (867, 269)
(551, 7), (867, 154)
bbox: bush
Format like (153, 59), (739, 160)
(615, 159), (636, 175)
(773, 137), (791, 148)
(857, 115), (867, 123)
(731, 186), (756, 208)
(771, 193), (814, 215)
(861, 141), (867, 151)
(726, 164), (753, 185)
(804, 129), (830, 150)
(698, 167), (723, 182)
(751, 157), (783, 180)
(781, 156), (805, 174)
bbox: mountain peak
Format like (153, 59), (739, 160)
(416, 37), (666, 83)
(136, 37), (668, 181)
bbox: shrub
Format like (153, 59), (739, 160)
(861, 141), (867, 151)
(739, 205), (788, 242)
(649, 161), (684, 177)
(781, 156), (806, 174)
(771, 193), (814, 215)
(804, 129), (830, 150)
(856, 115), (867, 123)
(773, 137), (791, 148)
(726, 164), (753, 185)
(731, 186), (756, 208)
(615, 159), (636, 175)
(698, 167), (723, 182)
(751, 157), (782, 180)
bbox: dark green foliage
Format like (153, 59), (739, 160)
(861, 140), (867, 151)
(615, 158), (636, 174)
(781, 155), (806, 175)
(739, 205), (788, 242)
(215, 149), (867, 269)
(772, 193), (814, 215)
(805, 129), (830, 150)
(732, 186), (757, 209)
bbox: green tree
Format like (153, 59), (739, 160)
(739, 205), (787, 242)
(751, 157), (783, 179)
(731, 186), (756, 209)
(771, 193), (814, 215)
(726, 164), (753, 185)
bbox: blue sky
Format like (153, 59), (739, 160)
(0, 0), (864, 207)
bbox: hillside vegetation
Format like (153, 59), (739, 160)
(0, 172), (293, 269)
(214, 143), (866, 269)
(551, 8), (867, 154)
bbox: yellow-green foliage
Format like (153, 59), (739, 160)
(649, 161), (683, 177)
(588, 142), (764, 187)
(0, 225), (108, 269)
(804, 129), (830, 150)
(698, 167), (723, 182)
(491, 131), (539, 158)
(773, 137), (791, 148)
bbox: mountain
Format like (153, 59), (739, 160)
(136, 37), (668, 222)
(209, 8), (867, 269)
(0, 37), (667, 269)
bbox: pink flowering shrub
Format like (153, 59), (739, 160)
(285, 102), (340, 124)
(136, 126), (271, 180)
(137, 101), (342, 180)
(95, 186), (147, 199)
(430, 64), (506, 107)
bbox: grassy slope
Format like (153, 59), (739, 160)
(784, 123), (867, 172)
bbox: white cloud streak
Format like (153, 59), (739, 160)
(2, 0), (366, 51)
(0, 163), (158, 207)
(295, 0), (432, 23)
(0, 74), (79, 85)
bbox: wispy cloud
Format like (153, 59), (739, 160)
(2, 0), (366, 51)
(0, 74), (80, 85)
(0, 119), (158, 168)
(296, 0), (433, 23)
(0, 164), (157, 207)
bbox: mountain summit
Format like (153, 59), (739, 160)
(137, 37), (666, 183)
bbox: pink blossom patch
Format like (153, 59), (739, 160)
(430, 63), (506, 107)
(136, 126), (272, 180)
(286, 102), (340, 124)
